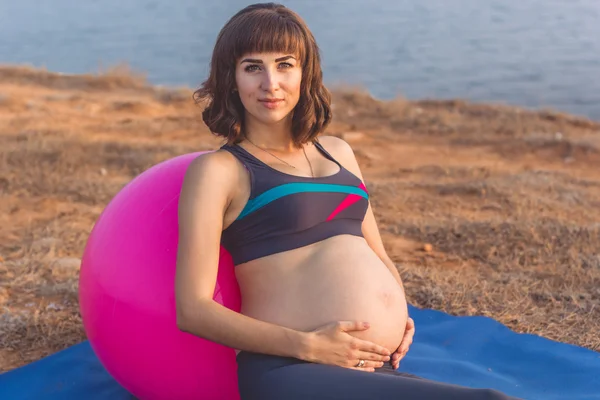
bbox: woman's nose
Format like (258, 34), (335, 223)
(261, 70), (280, 91)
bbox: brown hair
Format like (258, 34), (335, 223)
(193, 3), (332, 146)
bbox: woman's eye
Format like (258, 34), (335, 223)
(244, 63), (293, 72)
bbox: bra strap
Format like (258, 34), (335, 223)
(313, 139), (342, 167)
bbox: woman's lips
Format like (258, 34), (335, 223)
(259, 99), (283, 109)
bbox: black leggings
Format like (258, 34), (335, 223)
(236, 351), (521, 400)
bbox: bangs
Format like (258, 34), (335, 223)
(230, 13), (307, 64)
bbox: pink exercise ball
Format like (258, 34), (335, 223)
(79, 152), (242, 400)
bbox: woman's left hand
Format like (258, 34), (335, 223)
(391, 317), (415, 369)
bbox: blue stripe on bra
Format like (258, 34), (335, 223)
(237, 182), (369, 220)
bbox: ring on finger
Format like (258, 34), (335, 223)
(355, 359), (365, 368)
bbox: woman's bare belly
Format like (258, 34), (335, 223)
(234, 235), (408, 354)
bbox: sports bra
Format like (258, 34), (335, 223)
(219, 140), (369, 265)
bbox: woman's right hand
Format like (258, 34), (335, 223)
(299, 321), (391, 372)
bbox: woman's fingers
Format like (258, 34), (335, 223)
(392, 346), (408, 367)
(358, 350), (391, 362)
(345, 348), (391, 372)
(360, 359), (385, 369)
(348, 358), (385, 372)
(392, 349), (406, 361)
(356, 339), (391, 357)
(391, 317), (416, 369)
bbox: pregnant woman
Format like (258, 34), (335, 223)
(175, 3), (518, 399)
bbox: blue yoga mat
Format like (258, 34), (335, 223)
(1, 305), (599, 400)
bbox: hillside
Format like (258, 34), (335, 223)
(1, 65), (599, 372)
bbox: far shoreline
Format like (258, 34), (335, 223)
(1, 63), (597, 123)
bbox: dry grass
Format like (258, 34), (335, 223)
(1, 65), (600, 372)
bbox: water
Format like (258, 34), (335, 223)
(1, 0), (599, 120)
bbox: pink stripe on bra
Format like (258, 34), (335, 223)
(326, 183), (368, 221)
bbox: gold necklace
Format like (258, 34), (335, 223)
(245, 137), (314, 178)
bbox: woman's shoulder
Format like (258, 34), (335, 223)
(183, 148), (243, 188)
(316, 135), (367, 182)
(316, 135), (356, 162)
(188, 147), (238, 171)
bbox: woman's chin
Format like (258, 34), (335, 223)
(246, 105), (292, 124)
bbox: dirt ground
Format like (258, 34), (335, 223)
(1, 65), (599, 372)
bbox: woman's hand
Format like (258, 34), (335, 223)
(391, 317), (415, 369)
(300, 321), (391, 372)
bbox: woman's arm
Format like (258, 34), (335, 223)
(320, 135), (415, 367)
(175, 151), (306, 358)
(178, 297), (306, 358)
(318, 136), (406, 294)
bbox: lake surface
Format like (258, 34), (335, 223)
(1, 0), (599, 120)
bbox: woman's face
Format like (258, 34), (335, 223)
(235, 52), (302, 127)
